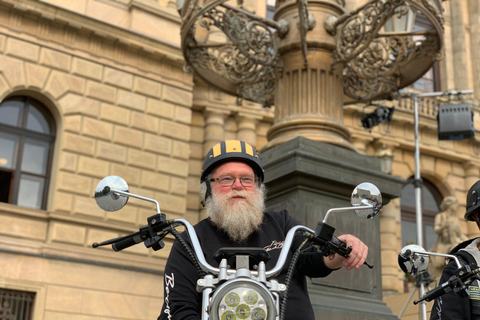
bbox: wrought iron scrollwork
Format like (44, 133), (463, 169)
(179, 0), (445, 105)
(331, 0), (405, 62)
(343, 65), (398, 102)
(297, 0), (311, 67)
(348, 34), (439, 80)
(200, 7), (278, 67)
(181, 1), (280, 105)
(332, 0), (444, 101)
(238, 66), (276, 107)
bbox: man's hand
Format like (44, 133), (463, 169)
(323, 234), (368, 270)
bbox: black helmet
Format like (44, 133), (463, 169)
(201, 140), (264, 182)
(465, 180), (480, 221)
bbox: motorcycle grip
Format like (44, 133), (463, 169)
(330, 236), (351, 257)
(112, 233), (143, 252)
(414, 281), (451, 304)
(332, 236), (374, 269)
(331, 236), (346, 248)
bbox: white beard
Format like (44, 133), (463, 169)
(205, 185), (266, 243)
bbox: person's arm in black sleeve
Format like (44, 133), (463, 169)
(429, 259), (470, 320)
(281, 210), (333, 278)
(158, 238), (203, 320)
(296, 242), (335, 277)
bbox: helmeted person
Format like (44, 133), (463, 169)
(158, 140), (368, 320)
(430, 180), (480, 320)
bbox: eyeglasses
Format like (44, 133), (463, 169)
(209, 175), (257, 187)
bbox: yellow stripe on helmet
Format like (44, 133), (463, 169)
(225, 140), (242, 154)
(212, 143), (222, 157)
(244, 142), (254, 156)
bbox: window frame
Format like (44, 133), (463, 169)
(411, 13), (441, 92)
(0, 96), (55, 210)
(401, 177), (443, 249)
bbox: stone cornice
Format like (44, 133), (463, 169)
(0, 0), (184, 64)
(128, 0), (181, 24)
(0, 201), (144, 234)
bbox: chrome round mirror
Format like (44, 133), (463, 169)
(398, 244), (429, 276)
(351, 182), (382, 219)
(94, 176), (129, 212)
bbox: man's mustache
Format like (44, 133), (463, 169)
(226, 191), (249, 198)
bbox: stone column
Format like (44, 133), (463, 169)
(379, 198), (404, 295)
(373, 141), (399, 175)
(449, 0), (470, 89)
(370, 141), (403, 295)
(264, 0), (354, 151)
(236, 114), (259, 148)
(468, 0), (480, 99)
(203, 109), (229, 154)
(464, 163), (480, 238)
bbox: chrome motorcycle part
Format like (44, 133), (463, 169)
(351, 182), (382, 219)
(322, 182), (382, 223)
(210, 278), (276, 320)
(94, 175), (129, 212)
(398, 244), (429, 276)
(94, 175), (162, 214)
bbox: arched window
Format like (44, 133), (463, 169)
(0, 97), (55, 210)
(401, 177), (442, 250)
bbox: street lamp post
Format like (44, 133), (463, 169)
(176, 1), (447, 319)
(177, 0), (445, 150)
(400, 89), (474, 320)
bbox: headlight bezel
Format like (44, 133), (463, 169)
(209, 278), (276, 320)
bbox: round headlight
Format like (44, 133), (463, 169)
(210, 279), (276, 320)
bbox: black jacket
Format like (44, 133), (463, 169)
(158, 210), (334, 320)
(430, 238), (480, 320)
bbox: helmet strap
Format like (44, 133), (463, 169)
(201, 180), (212, 207)
(473, 210), (480, 230)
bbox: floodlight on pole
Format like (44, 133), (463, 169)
(397, 89), (474, 320)
(361, 105), (395, 129)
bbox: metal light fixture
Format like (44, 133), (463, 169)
(177, 0), (289, 106)
(375, 144), (393, 174)
(437, 103), (474, 140)
(361, 105), (395, 129)
(177, 0), (444, 106)
(326, 0), (444, 102)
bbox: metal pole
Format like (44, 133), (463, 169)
(400, 89), (473, 320)
(413, 94), (423, 249)
(413, 95), (427, 320)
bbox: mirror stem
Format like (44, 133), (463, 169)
(322, 204), (373, 223)
(411, 251), (463, 269)
(111, 189), (161, 214)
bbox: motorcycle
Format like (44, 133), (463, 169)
(92, 176), (383, 320)
(398, 244), (480, 305)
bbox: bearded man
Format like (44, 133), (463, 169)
(158, 140), (368, 320)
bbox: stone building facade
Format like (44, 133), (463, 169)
(0, 0), (478, 319)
